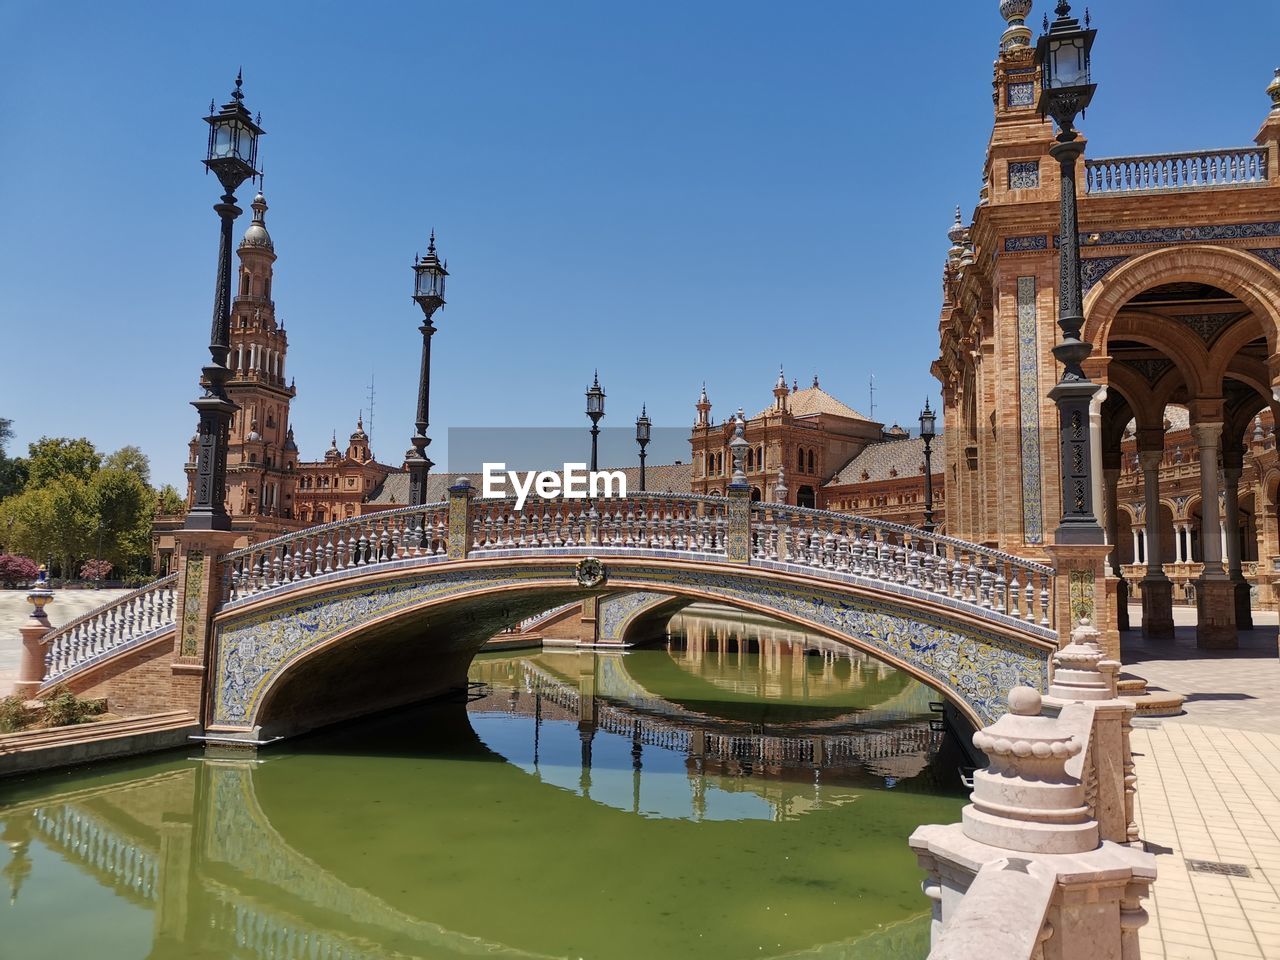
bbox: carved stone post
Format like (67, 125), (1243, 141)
(909, 684), (1155, 959)
(447, 478), (473, 560)
(1103, 463), (1128, 636)
(13, 582), (55, 698)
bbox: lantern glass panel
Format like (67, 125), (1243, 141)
(212, 121), (235, 159)
(1049, 36), (1087, 88)
(587, 391), (604, 416)
(636, 418), (650, 442)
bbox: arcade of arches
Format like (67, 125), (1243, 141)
(935, 44), (1280, 654)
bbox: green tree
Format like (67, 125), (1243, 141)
(103, 445), (151, 486)
(26, 437), (101, 489)
(155, 483), (187, 517)
(89, 467), (153, 572)
(0, 478), (95, 575)
(0, 418), (28, 501)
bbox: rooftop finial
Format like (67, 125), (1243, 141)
(233, 68), (244, 101)
(592, 369), (600, 388)
(998, 1), (1033, 51)
(812, 374), (820, 389)
(775, 364), (786, 390)
(1268, 67), (1280, 113)
(428, 229), (436, 255)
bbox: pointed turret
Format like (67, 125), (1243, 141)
(773, 365), (789, 412)
(695, 382), (712, 427)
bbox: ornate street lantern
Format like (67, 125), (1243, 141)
(203, 71), (264, 194)
(635, 405), (651, 491)
(406, 232), (449, 506)
(188, 72), (265, 531)
(586, 373), (606, 472)
(919, 399), (937, 534)
(1036, 1), (1104, 545)
(1035, 2), (1096, 136)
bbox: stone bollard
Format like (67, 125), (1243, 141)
(13, 573), (55, 698)
(910, 684), (1155, 959)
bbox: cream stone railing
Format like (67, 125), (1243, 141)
(911, 623), (1155, 960)
(40, 575), (177, 682)
(1085, 146), (1270, 195)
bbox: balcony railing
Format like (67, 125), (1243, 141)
(1085, 147), (1269, 195)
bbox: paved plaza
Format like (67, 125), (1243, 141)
(1124, 605), (1280, 959)
(0, 588), (130, 695)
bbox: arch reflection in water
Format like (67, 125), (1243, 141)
(471, 606), (955, 824)
(1, 607), (965, 960)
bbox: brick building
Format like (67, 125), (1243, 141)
(932, 3), (1280, 648)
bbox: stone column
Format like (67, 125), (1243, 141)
(1131, 527), (1141, 565)
(1137, 442), (1174, 639)
(1191, 422), (1237, 648)
(1103, 465), (1128, 634)
(1222, 458), (1254, 630)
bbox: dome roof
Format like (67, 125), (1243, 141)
(239, 191), (274, 252)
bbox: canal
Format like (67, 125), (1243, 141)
(1, 605), (966, 959)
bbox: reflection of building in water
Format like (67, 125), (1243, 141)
(468, 650), (946, 822)
(4, 765), (559, 960)
(666, 605), (914, 705)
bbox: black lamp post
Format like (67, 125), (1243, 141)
(635, 405), (651, 492)
(586, 373), (605, 472)
(189, 72), (264, 531)
(1036, 2), (1104, 545)
(919, 399), (937, 534)
(407, 232), (448, 506)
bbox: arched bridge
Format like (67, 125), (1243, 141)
(34, 490), (1059, 737)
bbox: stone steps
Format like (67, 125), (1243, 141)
(1117, 675), (1186, 717)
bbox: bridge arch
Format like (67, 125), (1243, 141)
(210, 556), (1054, 739)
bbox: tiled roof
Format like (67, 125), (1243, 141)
(754, 386), (870, 421)
(367, 463), (693, 505)
(825, 436), (946, 487)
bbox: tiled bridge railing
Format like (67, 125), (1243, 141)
(38, 492), (1056, 686)
(1084, 145), (1270, 195)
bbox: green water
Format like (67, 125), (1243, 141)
(1, 608), (964, 959)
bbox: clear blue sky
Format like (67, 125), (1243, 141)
(2, 2), (1277, 489)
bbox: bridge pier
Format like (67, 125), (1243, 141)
(1045, 542), (1114, 655)
(170, 529), (240, 721)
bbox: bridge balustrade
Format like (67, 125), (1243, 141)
(750, 503), (1054, 627)
(30, 491), (1057, 689)
(40, 574), (177, 682)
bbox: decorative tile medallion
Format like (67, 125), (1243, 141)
(1009, 160), (1040, 189)
(1017, 277), (1044, 545)
(1004, 235), (1049, 253)
(180, 552), (206, 657)
(1007, 81), (1035, 108)
(598, 591), (677, 643)
(212, 563), (1052, 728)
(1068, 568), (1095, 624)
